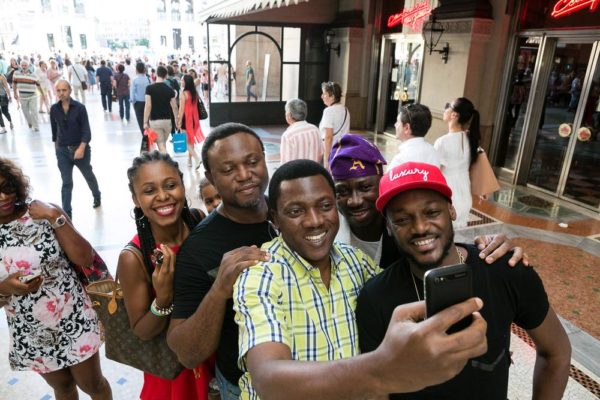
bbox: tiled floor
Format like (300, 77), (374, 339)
(1, 95), (599, 399)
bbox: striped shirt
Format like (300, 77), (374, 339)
(234, 236), (381, 400)
(280, 120), (323, 164)
(12, 70), (39, 98)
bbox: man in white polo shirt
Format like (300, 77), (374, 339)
(12, 59), (40, 132)
(390, 103), (440, 168)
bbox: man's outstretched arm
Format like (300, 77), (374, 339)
(246, 299), (487, 400)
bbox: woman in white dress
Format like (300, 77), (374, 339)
(320, 81), (350, 170)
(434, 97), (481, 229)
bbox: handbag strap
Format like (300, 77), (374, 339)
(122, 242), (152, 283)
(333, 107), (348, 136)
(72, 66), (84, 84)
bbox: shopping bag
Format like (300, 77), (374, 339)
(173, 131), (188, 153)
(470, 148), (500, 196)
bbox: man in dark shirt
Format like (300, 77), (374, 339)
(167, 123), (272, 399)
(356, 162), (571, 400)
(143, 65), (178, 153)
(95, 60), (113, 113)
(50, 80), (101, 219)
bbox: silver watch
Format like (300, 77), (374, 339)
(51, 215), (67, 229)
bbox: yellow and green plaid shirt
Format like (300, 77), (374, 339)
(233, 236), (381, 400)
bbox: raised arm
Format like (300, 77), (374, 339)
(143, 94), (151, 130)
(245, 299), (487, 400)
(167, 245), (268, 368)
(117, 244), (174, 340)
(28, 200), (93, 266)
(527, 307), (571, 400)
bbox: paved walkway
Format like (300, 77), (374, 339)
(0, 93), (599, 399)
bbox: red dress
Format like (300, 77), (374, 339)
(183, 90), (205, 144)
(130, 235), (214, 400)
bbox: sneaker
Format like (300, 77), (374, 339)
(104, 110), (108, 114)
(0, 128), (6, 134)
(9, 122), (14, 130)
(187, 158), (192, 167)
(93, 198), (101, 208)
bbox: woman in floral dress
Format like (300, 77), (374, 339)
(0, 157), (112, 400)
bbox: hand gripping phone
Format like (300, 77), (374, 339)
(424, 263), (473, 334)
(19, 272), (42, 283)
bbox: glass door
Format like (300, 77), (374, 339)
(562, 45), (600, 208)
(527, 42), (593, 192)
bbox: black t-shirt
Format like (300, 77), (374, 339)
(173, 210), (276, 385)
(145, 82), (175, 120)
(356, 244), (549, 400)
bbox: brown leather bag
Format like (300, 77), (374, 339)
(470, 148), (500, 196)
(86, 244), (183, 380)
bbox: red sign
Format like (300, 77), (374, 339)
(550, 0), (599, 18)
(387, 1), (433, 30)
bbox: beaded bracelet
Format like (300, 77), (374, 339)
(150, 298), (173, 317)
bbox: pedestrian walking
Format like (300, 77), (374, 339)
(95, 60), (114, 113)
(12, 59), (40, 132)
(143, 66), (179, 153)
(131, 62), (151, 139)
(0, 74), (13, 133)
(50, 80), (101, 219)
(113, 64), (131, 124)
(245, 61), (258, 101)
(68, 58), (88, 104)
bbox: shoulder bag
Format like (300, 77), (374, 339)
(72, 66), (88, 90)
(197, 97), (208, 120)
(469, 148), (500, 196)
(86, 242), (184, 380)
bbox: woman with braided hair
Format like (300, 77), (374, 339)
(117, 151), (213, 399)
(434, 97), (482, 228)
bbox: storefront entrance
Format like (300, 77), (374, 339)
(375, 35), (424, 135)
(494, 36), (600, 211)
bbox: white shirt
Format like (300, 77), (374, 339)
(390, 137), (441, 168)
(319, 103), (350, 142)
(335, 213), (382, 265)
(124, 64), (136, 80)
(68, 64), (87, 87)
(280, 120), (323, 164)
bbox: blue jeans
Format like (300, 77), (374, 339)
(100, 85), (112, 112)
(246, 84), (257, 101)
(56, 145), (101, 217)
(118, 94), (130, 120)
(215, 366), (241, 400)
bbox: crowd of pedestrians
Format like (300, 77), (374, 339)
(0, 50), (573, 400)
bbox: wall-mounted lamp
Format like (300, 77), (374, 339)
(324, 30), (340, 57)
(422, 16), (450, 63)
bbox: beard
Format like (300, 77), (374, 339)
(396, 229), (455, 274)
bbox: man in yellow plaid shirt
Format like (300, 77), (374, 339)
(233, 159), (488, 400)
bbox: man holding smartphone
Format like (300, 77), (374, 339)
(356, 162), (571, 400)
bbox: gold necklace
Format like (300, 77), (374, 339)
(411, 246), (465, 302)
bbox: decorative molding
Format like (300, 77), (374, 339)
(442, 20), (472, 34)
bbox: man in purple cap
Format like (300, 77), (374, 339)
(330, 134), (526, 269)
(356, 162), (570, 400)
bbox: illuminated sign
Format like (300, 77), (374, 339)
(550, 0), (599, 18)
(387, 1), (433, 30)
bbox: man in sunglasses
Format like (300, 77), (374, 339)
(389, 103), (440, 168)
(49, 80), (101, 219)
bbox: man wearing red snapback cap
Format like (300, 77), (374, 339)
(356, 162), (571, 400)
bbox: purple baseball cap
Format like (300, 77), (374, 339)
(329, 134), (387, 180)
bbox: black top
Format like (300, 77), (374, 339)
(379, 229), (403, 269)
(50, 99), (91, 146)
(356, 244), (549, 400)
(145, 82), (175, 120)
(173, 210), (276, 385)
(95, 65), (113, 86)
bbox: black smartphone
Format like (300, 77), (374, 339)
(152, 248), (164, 266)
(424, 263), (473, 334)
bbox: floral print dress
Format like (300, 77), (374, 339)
(0, 213), (102, 373)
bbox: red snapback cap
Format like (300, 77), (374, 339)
(376, 162), (453, 212)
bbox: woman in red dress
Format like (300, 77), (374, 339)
(117, 151), (213, 400)
(177, 74), (205, 170)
